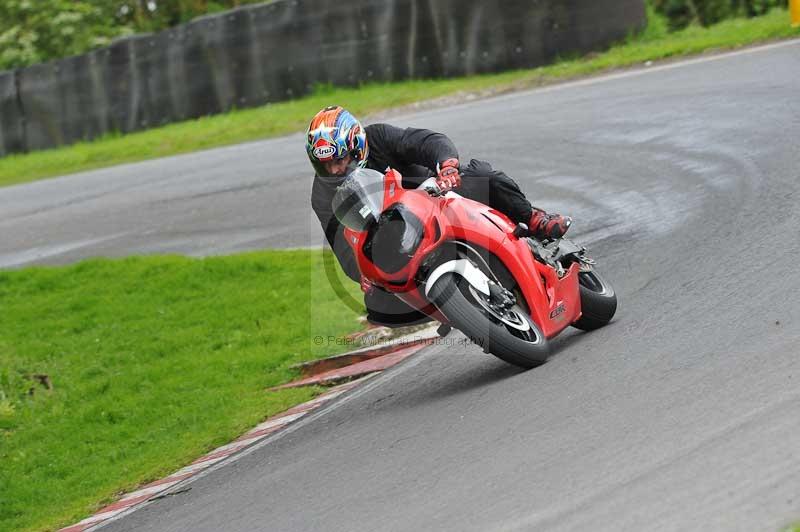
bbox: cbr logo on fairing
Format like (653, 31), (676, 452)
(549, 303), (566, 319)
(313, 145), (336, 159)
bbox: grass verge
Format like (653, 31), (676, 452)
(0, 8), (797, 188)
(0, 249), (365, 532)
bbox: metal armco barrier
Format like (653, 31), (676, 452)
(0, 0), (646, 157)
(0, 71), (25, 155)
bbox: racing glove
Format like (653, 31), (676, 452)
(435, 158), (461, 191)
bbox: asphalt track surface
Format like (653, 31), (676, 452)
(3, 40), (800, 531)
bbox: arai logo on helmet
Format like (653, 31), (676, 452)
(313, 144), (336, 160)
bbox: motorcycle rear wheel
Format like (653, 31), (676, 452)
(429, 272), (550, 369)
(572, 269), (617, 331)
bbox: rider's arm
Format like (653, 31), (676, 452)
(367, 123), (459, 176)
(312, 179), (361, 282)
(327, 223), (361, 283)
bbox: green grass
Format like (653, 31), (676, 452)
(0, 8), (797, 188)
(0, 249), (365, 532)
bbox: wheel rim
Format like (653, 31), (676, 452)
(467, 285), (542, 345)
(578, 270), (609, 295)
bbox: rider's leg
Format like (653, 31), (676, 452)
(457, 159), (571, 239)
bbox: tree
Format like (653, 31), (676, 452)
(0, 0), (127, 70)
(0, 0), (268, 70)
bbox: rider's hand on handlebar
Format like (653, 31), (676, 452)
(435, 158), (461, 192)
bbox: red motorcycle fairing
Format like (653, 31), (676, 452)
(343, 169), (582, 339)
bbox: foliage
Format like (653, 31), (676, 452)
(103, 0), (269, 33)
(0, 0), (268, 70)
(650, 0), (786, 30)
(0, 0), (124, 70)
(637, 1), (671, 42)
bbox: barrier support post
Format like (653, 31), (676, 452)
(792, 0), (800, 28)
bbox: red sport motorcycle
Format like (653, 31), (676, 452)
(332, 167), (617, 368)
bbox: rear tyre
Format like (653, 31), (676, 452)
(572, 269), (617, 331)
(429, 273), (550, 369)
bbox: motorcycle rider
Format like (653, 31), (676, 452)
(308, 105), (572, 326)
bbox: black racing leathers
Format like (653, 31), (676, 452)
(311, 123), (536, 326)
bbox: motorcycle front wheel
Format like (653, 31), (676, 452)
(429, 272), (550, 369)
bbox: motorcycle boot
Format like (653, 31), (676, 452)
(528, 208), (572, 240)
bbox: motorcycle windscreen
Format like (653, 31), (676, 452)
(332, 168), (386, 232)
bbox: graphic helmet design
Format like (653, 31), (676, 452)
(306, 106), (369, 181)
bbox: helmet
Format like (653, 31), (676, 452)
(306, 106), (369, 182)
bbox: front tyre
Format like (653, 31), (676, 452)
(572, 269), (617, 331)
(429, 273), (550, 369)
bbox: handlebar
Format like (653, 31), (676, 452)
(417, 177), (445, 196)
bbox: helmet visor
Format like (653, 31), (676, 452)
(332, 168), (386, 232)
